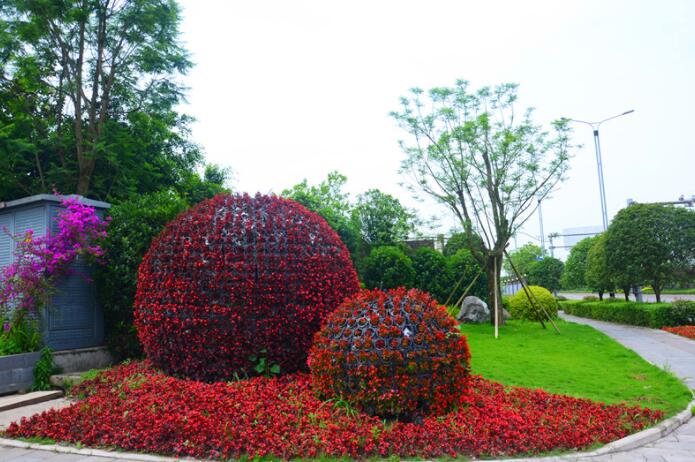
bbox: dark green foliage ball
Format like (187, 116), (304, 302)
(509, 286), (558, 321)
(363, 246), (415, 290)
(411, 247), (450, 303)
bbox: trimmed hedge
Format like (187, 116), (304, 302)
(560, 299), (695, 328)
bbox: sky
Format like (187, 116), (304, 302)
(177, 0), (695, 259)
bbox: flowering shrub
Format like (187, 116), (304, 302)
(309, 288), (470, 419)
(0, 196), (108, 350)
(663, 325), (695, 340)
(5, 361), (663, 459)
(134, 193), (360, 381)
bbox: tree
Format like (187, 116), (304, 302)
(443, 232), (484, 257)
(391, 80), (574, 324)
(561, 235), (598, 289)
(411, 247), (450, 302)
(527, 257), (564, 293)
(363, 246), (415, 290)
(605, 204), (695, 302)
(0, 0), (206, 201)
(281, 171), (360, 256)
(96, 190), (189, 360)
(503, 243), (544, 277)
(447, 249), (488, 303)
(351, 189), (418, 248)
(585, 234), (613, 301)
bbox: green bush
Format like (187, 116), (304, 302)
(96, 191), (189, 361)
(559, 299), (692, 328)
(447, 249), (487, 303)
(363, 246), (415, 290)
(32, 347), (58, 391)
(411, 247), (450, 303)
(509, 286), (558, 321)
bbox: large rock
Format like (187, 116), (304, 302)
(457, 296), (490, 323)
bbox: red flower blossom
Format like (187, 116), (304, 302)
(663, 325), (695, 340)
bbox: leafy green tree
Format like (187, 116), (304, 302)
(447, 249), (488, 304)
(392, 80), (574, 324)
(585, 234), (614, 301)
(363, 246), (415, 290)
(561, 235), (598, 289)
(411, 247), (450, 302)
(503, 243), (544, 277)
(443, 232), (485, 257)
(351, 189), (417, 248)
(96, 191), (189, 360)
(0, 0), (207, 202)
(527, 257), (564, 293)
(282, 171), (360, 256)
(605, 204), (695, 302)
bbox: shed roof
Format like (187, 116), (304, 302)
(0, 194), (111, 211)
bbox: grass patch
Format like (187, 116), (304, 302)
(459, 319), (692, 416)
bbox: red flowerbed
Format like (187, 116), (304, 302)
(663, 325), (695, 340)
(4, 362), (662, 460)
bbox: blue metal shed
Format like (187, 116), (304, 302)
(0, 194), (110, 350)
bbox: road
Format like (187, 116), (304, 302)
(559, 292), (695, 303)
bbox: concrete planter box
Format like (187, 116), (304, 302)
(0, 351), (40, 394)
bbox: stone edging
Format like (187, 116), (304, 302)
(1, 399), (694, 462)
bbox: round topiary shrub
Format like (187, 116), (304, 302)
(509, 285), (558, 321)
(308, 287), (471, 420)
(362, 246), (415, 290)
(134, 193), (360, 381)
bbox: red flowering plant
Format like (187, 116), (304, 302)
(0, 196), (108, 354)
(663, 325), (695, 340)
(4, 361), (663, 460)
(134, 193), (360, 381)
(308, 287), (471, 420)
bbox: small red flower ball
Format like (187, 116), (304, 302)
(308, 287), (471, 420)
(134, 193), (360, 381)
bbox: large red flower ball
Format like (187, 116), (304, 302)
(134, 193), (360, 381)
(309, 287), (471, 420)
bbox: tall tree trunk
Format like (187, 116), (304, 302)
(653, 283), (661, 303)
(487, 253), (505, 326)
(76, 158), (95, 196)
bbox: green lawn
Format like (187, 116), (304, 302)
(459, 320), (692, 416)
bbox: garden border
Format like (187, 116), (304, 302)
(0, 398), (693, 461)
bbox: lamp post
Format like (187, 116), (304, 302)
(570, 110), (634, 231)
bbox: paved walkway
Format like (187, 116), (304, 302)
(1, 315), (694, 461)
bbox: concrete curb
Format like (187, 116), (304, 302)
(0, 436), (202, 461)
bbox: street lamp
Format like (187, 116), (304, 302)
(570, 110), (634, 231)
